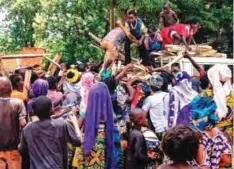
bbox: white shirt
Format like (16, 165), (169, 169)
(142, 91), (167, 133)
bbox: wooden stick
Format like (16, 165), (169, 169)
(0, 57), (9, 77)
(23, 69), (32, 98)
(42, 55), (61, 69)
(47, 53), (62, 76)
(116, 20), (139, 46)
(2, 54), (51, 59)
(88, 32), (102, 44)
(163, 53), (184, 68)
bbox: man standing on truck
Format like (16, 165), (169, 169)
(159, 2), (179, 29)
(124, 9), (148, 65)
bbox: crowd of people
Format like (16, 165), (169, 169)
(0, 3), (233, 169)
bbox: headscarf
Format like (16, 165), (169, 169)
(32, 79), (49, 97)
(101, 70), (112, 81)
(207, 64), (232, 119)
(83, 82), (114, 169)
(191, 96), (218, 131)
(66, 69), (80, 83)
(116, 84), (128, 105)
(27, 79), (49, 113)
(80, 72), (94, 106)
(149, 74), (164, 90)
(131, 81), (151, 110)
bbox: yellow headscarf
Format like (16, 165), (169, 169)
(66, 69), (80, 83)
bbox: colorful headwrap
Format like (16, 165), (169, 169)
(149, 74), (164, 90)
(131, 82), (151, 110)
(116, 85), (128, 105)
(83, 82), (114, 169)
(191, 96), (219, 131)
(66, 69), (80, 84)
(174, 71), (191, 85)
(101, 70), (112, 81)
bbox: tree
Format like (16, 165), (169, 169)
(1, 0), (41, 51)
(0, 0), (232, 62)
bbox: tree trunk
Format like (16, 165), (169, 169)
(215, 0), (222, 50)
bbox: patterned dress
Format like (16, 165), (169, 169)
(72, 125), (105, 169)
(199, 131), (231, 169)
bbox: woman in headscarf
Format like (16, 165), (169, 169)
(27, 79), (48, 121)
(72, 82), (115, 169)
(191, 102), (232, 169)
(79, 72), (94, 120)
(63, 68), (81, 94)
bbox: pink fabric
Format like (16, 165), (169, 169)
(80, 72), (95, 107)
(47, 90), (63, 102)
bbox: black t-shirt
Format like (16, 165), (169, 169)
(126, 128), (153, 169)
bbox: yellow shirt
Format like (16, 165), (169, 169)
(11, 90), (27, 102)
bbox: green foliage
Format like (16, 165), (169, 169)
(0, 0), (232, 61)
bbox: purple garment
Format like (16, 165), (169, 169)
(33, 79), (49, 97)
(168, 91), (175, 128)
(27, 79), (48, 113)
(83, 82), (115, 169)
(199, 131), (231, 169)
(176, 104), (191, 126)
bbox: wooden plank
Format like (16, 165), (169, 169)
(2, 54), (51, 59)
(47, 53), (62, 76)
(23, 69), (32, 98)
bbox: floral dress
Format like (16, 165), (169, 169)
(72, 125), (105, 169)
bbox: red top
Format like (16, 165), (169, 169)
(160, 24), (192, 45)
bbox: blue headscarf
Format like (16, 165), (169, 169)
(191, 96), (219, 131)
(83, 82), (115, 169)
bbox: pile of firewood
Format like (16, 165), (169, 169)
(156, 44), (227, 58)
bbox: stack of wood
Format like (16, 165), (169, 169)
(158, 44), (227, 58)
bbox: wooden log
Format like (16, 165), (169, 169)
(47, 53), (62, 76)
(42, 55), (61, 69)
(23, 69), (32, 98)
(2, 54), (51, 59)
(88, 32), (102, 44)
(163, 53), (184, 68)
(0, 56), (9, 77)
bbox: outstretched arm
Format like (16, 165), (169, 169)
(184, 53), (205, 77)
(115, 63), (133, 81)
(125, 77), (139, 102)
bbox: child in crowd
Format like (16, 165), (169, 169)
(126, 108), (157, 169)
(159, 125), (200, 169)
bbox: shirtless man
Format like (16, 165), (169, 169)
(159, 2), (179, 29)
